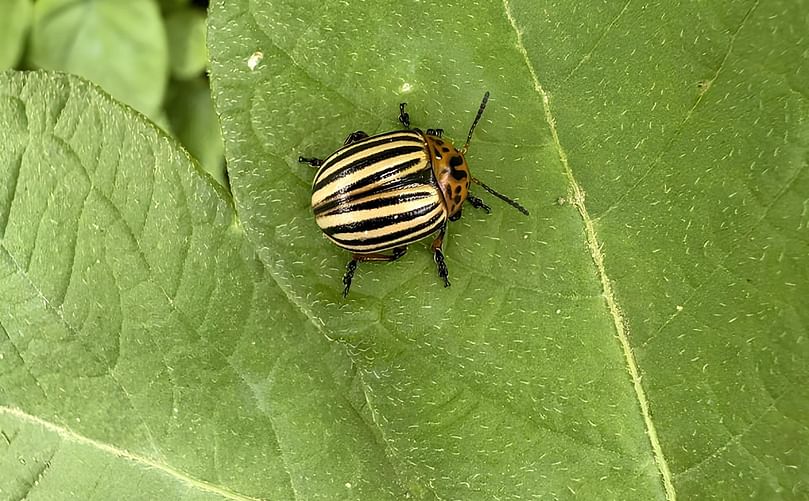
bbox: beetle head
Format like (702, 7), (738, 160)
(428, 92), (529, 221)
(425, 92), (490, 221)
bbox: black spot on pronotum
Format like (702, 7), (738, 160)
(450, 168), (467, 181)
(453, 194), (462, 204)
(454, 185), (462, 195)
(448, 155), (468, 180)
(441, 147), (450, 153)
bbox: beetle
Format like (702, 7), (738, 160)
(299, 92), (529, 297)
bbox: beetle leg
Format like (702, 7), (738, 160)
(426, 128), (444, 137)
(342, 247), (408, 297)
(344, 130), (369, 145)
(430, 229), (451, 287)
(298, 156), (323, 167)
(467, 195), (492, 214)
(342, 259), (358, 297)
(399, 103), (411, 128)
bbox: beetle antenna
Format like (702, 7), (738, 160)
(461, 91), (490, 154)
(472, 177), (530, 215)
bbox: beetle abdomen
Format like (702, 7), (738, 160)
(311, 130), (447, 253)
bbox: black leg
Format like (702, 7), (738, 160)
(341, 246), (408, 297)
(342, 259), (358, 297)
(298, 156), (323, 167)
(426, 128), (444, 137)
(344, 130), (369, 145)
(390, 247), (407, 260)
(399, 103), (411, 128)
(467, 195), (491, 214)
(434, 249), (450, 287)
(430, 227), (450, 287)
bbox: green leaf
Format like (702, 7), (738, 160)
(28, 0), (169, 119)
(0, 71), (402, 500)
(158, 0), (191, 13)
(209, 0), (809, 499)
(166, 8), (209, 80)
(165, 78), (226, 187)
(0, 0), (32, 70)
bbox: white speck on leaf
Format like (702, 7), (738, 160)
(247, 51), (263, 70)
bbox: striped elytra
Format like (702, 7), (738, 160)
(311, 130), (447, 253)
(299, 93), (529, 297)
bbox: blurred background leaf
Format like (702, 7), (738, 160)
(166, 7), (208, 80)
(0, 0), (32, 70)
(29, 0), (169, 119)
(6, 0), (227, 188)
(165, 77), (226, 186)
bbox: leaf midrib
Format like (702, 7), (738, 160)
(0, 406), (262, 501)
(500, 0), (677, 499)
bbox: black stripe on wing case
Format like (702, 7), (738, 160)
(316, 189), (435, 217)
(327, 210), (444, 248)
(322, 131), (423, 168)
(321, 202), (440, 236)
(313, 144), (424, 192)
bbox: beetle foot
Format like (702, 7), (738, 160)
(399, 103), (411, 128)
(344, 131), (369, 145)
(434, 249), (450, 287)
(299, 156), (323, 167)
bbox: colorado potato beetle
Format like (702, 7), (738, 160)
(299, 92), (529, 296)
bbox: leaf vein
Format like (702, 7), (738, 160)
(147, 273), (297, 498)
(16, 439), (58, 501)
(563, 0), (633, 82)
(597, 0), (761, 220)
(0, 242), (163, 460)
(0, 406), (267, 501)
(264, 350), (304, 500)
(502, 1), (677, 499)
(0, 317), (49, 400)
(167, 160), (193, 300)
(0, 145), (24, 239)
(228, 151), (328, 333)
(639, 157), (807, 350)
(674, 396), (784, 480)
